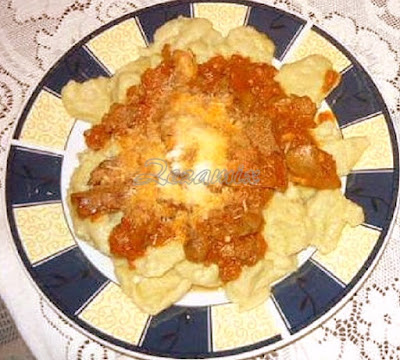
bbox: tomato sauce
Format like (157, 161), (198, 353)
(323, 69), (340, 93)
(317, 110), (336, 124)
(72, 46), (341, 282)
(109, 216), (176, 262)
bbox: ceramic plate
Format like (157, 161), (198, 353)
(4, 0), (399, 358)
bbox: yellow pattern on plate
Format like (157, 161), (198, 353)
(342, 114), (393, 170)
(211, 302), (279, 350)
(193, 2), (248, 36)
(14, 203), (75, 264)
(313, 225), (380, 284)
(19, 90), (75, 151)
(88, 19), (146, 73)
(79, 283), (148, 344)
(286, 30), (351, 71)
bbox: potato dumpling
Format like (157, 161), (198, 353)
(276, 55), (339, 105)
(62, 77), (112, 123)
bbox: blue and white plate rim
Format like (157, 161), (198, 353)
(2, 0), (400, 359)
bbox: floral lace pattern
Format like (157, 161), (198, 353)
(0, 1), (399, 359)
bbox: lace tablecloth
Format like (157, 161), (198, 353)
(1, 0), (400, 359)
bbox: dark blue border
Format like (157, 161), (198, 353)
(5, 0), (399, 358)
(7, 146), (63, 205)
(310, 24), (399, 297)
(272, 260), (345, 334)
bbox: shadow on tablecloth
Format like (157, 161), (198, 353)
(0, 296), (35, 359)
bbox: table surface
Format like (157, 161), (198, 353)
(1, 0), (400, 359)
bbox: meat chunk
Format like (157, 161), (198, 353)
(216, 205), (265, 237)
(228, 140), (287, 190)
(245, 117), (280, 156)
(71, 186), (126, 218)
(184, 232), (211, 263)
(234, 233), (267, 266)
(270, 96), (317, 149)
(286, 144), (341, 189)
(88, 158), (125, 186)
(172, 49), (198, 84)
(84, 124), (110, 151)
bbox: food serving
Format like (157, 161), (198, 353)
(62, 17), (369, 315)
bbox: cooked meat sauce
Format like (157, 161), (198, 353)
(71, 45), (341, 282)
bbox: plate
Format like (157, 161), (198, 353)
(4, 0), (399, 358)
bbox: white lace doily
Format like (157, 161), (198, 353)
(0, 1), (399, 359)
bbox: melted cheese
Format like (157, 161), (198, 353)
(158, 93), (231, 215)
